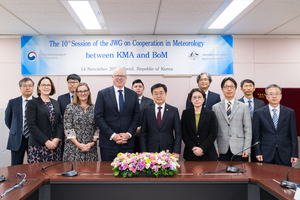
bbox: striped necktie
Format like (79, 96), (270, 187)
(227, 101), (231, 121)
(248, 100), (253, 119)
(118, 90), (124, 114)
(272, 108), (278, 129)
(23, 99), (30, 138)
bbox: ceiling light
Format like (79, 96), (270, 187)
(61, 1), (107, 30)
(208, 0), (254, 29)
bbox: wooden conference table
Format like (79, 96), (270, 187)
(0, 161), (299, 200)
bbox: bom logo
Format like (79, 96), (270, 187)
(27, 52), (37, 61)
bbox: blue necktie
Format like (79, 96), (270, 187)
(248, 100), (253, 119)
(272, 108), (278, 129)
(118, 90), (124, 114)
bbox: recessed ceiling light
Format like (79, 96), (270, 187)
(208, 0), (254, 29)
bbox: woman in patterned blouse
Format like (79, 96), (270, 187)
(26, 77), (63, 163)
(63, 82), (99, 161)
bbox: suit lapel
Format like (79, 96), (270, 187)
(38, 97), (51, 122)
(108, 86), (119, 113)
(277, 105), (285, 130)
(219, 100), (229, 123)
(160, 103), (170, 128)
(263, 105), (276, 131)
(230, 99), (239, 122)
(187, 108), (196, 134)
(197, 108), (207, 134)
(140, 97), (146, 111)
(150, 105), (159, 130)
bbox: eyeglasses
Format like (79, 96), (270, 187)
(267, 93), (281, 96)
(192, 96), (203, 100)
(40, 84), (51, 88)
(242, 85), (254, 88)
(114, 75), (126, 79)
(199, 78), (209, 82)
(21, 84), (33, 88)
(223, 85), (235, 90)
(68, 81), (79, 85)
(77, 90), (89, 94)
(153, 92), (165, 96)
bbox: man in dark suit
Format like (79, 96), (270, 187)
(140, 83), (182, 158)
(186, 72), (221, 110)
(238, 79), (265, 162)
(57, 74), (81, 116)
(253, 84), (298, 167)
(5, 77), (34, 165)
(94, 68), (140, 161)
(131, 79), (153, 153)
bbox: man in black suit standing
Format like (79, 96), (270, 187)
(94, 68), (140, 161)
(57, 73), (81, 156)
(253, 84), (298, 166)
(131, 79), (153, 153)
(238, 79), (265, 162)
(57, 74), (81, 116)
(5, 77), (34, 165)
(140, 83), (182, 158)
(186, 72), (221, 110)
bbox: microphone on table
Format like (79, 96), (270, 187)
(41, 160), (78, 177)
(280, 162), (300, 189)
(226, 141), (260, 173)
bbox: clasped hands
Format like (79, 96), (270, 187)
(45, 138), (60, 150)
(113, 133), (130, 144)
(78, 142), (95, 152)
(192, 147), (204, 156)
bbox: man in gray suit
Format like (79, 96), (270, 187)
(212, 77), (252, 161)
(131, 79), (153, 152)
(238, 79), (265, 162)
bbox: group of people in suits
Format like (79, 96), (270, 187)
(4, 69), (299, 167)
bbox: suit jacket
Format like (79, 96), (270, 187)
(26, 97), (64, 146)
(57, 93), (71, 116)
(139, 96), (153, 126)
(140, 103), (182, 154)
(5, 96), (34, 151)
(186, 90), (221, 110)
(212, 99), (252, 155)
(94, 86), (140, 149)
(238, 97), (265, 112)
(252, 105), (298, 164)
(181, 107), (218, 161)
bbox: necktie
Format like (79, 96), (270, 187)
(248, 100), (253, 119)
(118, 90), (124, 114)
(23, 99), (30, 138)
(157, 107), (162, 128)
(227, 101), (231, 121)
(272, 108), (278, 129)
(71, 94), (73, 102)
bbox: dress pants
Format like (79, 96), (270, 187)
(100, 146), (134, 161)
(219, 148), (248, 162)
(11, 136), (28, 166)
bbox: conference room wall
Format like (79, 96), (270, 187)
(1, 37), (300, 161)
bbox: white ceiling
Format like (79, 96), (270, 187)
(0, 0), (300, 36)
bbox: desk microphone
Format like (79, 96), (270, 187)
(226, 141), (260, 173)
(41, 160), (78, 177)
(280, 162), (300, 189)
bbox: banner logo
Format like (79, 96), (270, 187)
(27, 52), (37, 61)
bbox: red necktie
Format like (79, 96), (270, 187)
(157, 106), (162, 128)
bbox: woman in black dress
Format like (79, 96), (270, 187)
(181, 88), (218, 161)
(26, 77), (63, 163)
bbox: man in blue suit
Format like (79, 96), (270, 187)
(253, 84), (298, 166)
(5, 78), (34, 165)
(186, 72), (221, 110)
(94, 68), (140, 161)
(57, 74), (81, 116)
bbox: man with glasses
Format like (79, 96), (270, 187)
(140, 83), (181, 158)
(238, 79), (265, 162)
(57, 74), (81, 156)
(5, 77), (34, 165)
(212, 77), (252, 161)
(57, 74), (81, 116)
(252, 84), (298, 166)
(94, 68), (140, 161)
(186, 72), (221, 110)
